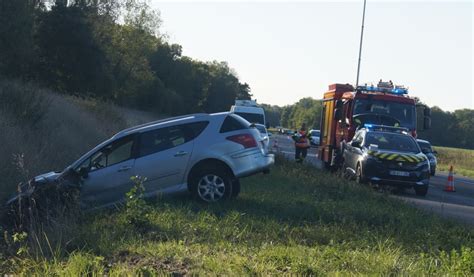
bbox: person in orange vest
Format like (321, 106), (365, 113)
(292, 123), (311, 163)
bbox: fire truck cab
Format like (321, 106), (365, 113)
(318, 80), (431, 169)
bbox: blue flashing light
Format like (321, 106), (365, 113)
(357, 85), (408, 95)
(364, 124), (373, 128)
(391, 88), (408, 94)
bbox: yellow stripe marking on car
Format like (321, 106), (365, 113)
(403, 155), (415, 162)
(387, 153), (399, 160)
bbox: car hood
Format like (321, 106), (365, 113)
(367, 149), (426, 163)
(5, 171), (62, 206)
(34, 171), (61, 183)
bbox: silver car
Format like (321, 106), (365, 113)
(310, 129), (320, 146)
(255, 124), (270, 153)
(7, 113), (274, 209)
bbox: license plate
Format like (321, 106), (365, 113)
(389, 170), (410, 177)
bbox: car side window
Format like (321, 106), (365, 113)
(138, 121), (208, 157)
(352, 131), (364, 145)
(81, 135), (135, 172)
(220, 115), (248, 133)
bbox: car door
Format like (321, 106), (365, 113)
(79, 135), (137, 208)
(133, 123), (200, 195)
(346, 131), (364, 171)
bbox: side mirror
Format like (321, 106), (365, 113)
(423, 116), (431, 130)
(433, 150), (438, 155)
(351, 141), (361, 148)
(78, 167), (89, 179)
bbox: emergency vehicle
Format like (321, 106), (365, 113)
(318, 80), (431, 169)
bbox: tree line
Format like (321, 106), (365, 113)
(0, 0), (251, 115)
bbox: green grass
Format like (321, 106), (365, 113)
(434, 146), (474, 178)
(1, 158), (473, 275)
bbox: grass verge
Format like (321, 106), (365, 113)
(434, 146), (474, 178)
(1, 157), (473, 275)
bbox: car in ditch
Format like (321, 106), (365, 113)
(341, 125), (430, 196)
(6, 113), (275, 212)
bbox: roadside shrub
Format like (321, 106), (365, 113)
(124, 176), (151, 230)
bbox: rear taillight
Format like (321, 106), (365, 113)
(226, 133), (257, 148)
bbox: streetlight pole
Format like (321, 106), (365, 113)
(355, 0), (367, 88)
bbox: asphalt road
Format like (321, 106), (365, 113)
(270, 133), (474, 226)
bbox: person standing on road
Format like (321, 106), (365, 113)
(292, 123), (311, 163)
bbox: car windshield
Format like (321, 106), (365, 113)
(235, 112), (265, 125)
(311, 130), (320, 136)
(417, 141), (433, 153)
(255, 125), (267, 134)
(365, 132), (420, 153)
(354, 99), (416, 129)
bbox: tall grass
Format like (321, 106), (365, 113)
(434, 146), (474, 177)
(1, 159), (472, 275)
(0, 79), (159, 201)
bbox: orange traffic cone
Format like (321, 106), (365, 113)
(444, 165), (456, 192)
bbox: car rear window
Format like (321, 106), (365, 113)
(220, 114), (249, 133)
(417, 141), (433, 153)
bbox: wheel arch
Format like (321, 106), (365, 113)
(186, 158), (235, 190)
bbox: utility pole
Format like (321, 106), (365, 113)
(355, 0), (367, 88)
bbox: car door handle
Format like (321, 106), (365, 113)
(117, 166), (132, 172)
(174, 151), (188, 157)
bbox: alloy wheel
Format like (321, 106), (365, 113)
(197, 174), (226, 202)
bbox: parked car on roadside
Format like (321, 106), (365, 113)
(6, 113), (275, 210)
(255, 123), (270, 153)
(309, 129), (321, 146)
(342, 125), (430, 196)
(417, 139), (437, 176)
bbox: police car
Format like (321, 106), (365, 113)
(342, 125), (430, 196)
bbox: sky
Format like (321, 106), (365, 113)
(152, 1), (473, 111)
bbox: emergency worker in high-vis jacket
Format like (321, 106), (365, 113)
(292, 123), (311, 163)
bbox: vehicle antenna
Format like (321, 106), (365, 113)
(355, 0), (367, 88)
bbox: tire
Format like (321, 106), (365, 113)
(415, 186), (428, 196)
(356, 164), (365, 184)
(190, 165), (232, 202)
(231, 178), (241, 198)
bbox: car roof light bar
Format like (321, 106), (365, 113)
(356, 85), (408, 95)
(364, 124), (409, 134)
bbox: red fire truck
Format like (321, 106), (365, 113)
(318, 80), (431, 169)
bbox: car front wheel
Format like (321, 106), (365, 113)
(190, 167), (232, 202)
(415, 186), (428, 196)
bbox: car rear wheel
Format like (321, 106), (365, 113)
(415, 186), (428, 196)
(190, 167), (232, 202)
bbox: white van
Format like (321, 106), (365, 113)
(230, 99), (266, 126)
